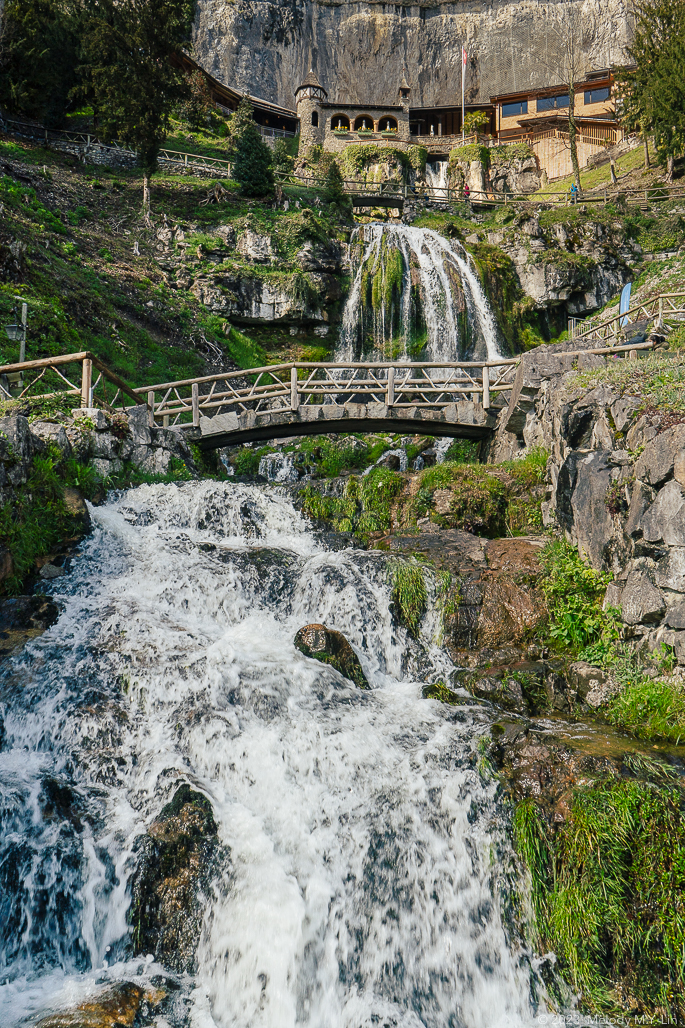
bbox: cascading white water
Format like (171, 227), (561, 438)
(337, 225), (503, 364)
(0, 482), (551, 1028)
(424, 162), (449, 197)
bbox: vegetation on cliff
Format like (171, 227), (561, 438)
(515, 781), (685, 1018)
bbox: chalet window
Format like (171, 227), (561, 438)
(311, 111), (319, 127)
(501, 100), (527, 117)
(584, 86), (610, 104)
(537, 94), (569, 111)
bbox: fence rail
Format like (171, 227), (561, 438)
(572, 291), (685, 343)
(0, 342), (664, 437)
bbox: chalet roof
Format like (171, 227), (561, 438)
(173, 51), (297, 118)
(490, 70), (615, 104)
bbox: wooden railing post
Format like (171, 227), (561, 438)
(191, 383), (200, 427)
(387, 367), (395, 407)
(482, 366), (490, 409)
(658, 296), (664, 325)
(290, 367), (299, 411)
(147, 390), (155, 427)
(81, 358), (92, 407)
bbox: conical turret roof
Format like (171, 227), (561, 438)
(296, 69), (328, 97)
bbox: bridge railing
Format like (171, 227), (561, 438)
(129, 360), (520, 429)
(572, 291), (685, 342)
(0, 343), (663, 432)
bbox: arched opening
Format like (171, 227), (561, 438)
(379, 116), (398, 133)
(331, 114), (351, 131)
(311, 110), (319, 127)
(354, 116), (374, 132)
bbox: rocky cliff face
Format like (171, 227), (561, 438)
(489, 336), (685, 663)
(192, 0), (631, 109)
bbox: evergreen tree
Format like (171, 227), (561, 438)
(177, 69), (214, 131)
(619, 0), (685, 181)
(226, 97), (258, 156)
(231, 123), (274, 197)
(0, 0), (82, 127)
(272, 138), (294, 179)
(323, 159), (352, 221)
(80, 0), (195, 212)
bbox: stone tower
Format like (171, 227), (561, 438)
(295, 69), (327, 153)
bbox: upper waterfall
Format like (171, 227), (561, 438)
(337, 225), (503, 364)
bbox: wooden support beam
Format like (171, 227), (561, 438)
(81, 359), (92, 408)
(192, 383), (200, 427)
(290, 367), (299, 412)
(387, 367), (395, 407)
(482, 367), (490, 410)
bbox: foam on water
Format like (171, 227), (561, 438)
(0, 481), (550, 1028)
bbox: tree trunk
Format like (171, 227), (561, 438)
(568, 84), (582, 191)
(643, 135), (650, 169)
(666, 154), (674, 183)
(143, 174), (151, 222)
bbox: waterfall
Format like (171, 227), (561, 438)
(0, 481), (551, 1027)
(425, 161), (449, 196)
(337, 225), (503, 364)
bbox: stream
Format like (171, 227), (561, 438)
(0, 481), (551, 1027)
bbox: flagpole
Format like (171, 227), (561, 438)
(461, 46), (466, 139)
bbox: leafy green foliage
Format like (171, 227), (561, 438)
(176, 69), (214, 131)
(462, 111), (490, 135)
(0, 448), (97, 592)
(417, 462), (509, 536)
(300, 466), (406, 540)
(539, 540), (618, 651)
(226, 326), (266, 370)
(449, 144), (490, 167)
(388, 559), (427, 637)
(515, 782), (685, 1017)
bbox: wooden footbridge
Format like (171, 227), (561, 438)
(0, 337), (666, 450)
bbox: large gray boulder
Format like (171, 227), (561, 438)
(618, 568), (665, 625)
(641, 481), (685, 546)
(556, 450), (615, 569)
(634, 424), (685, 487)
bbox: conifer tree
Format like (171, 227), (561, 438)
(0, 0), (82, 127)
(323, 159), (352, 221)
(226, 98), (257, 153)
(231, 123), (274, 197)
(619, 0), (685, 181)
(81, 0), (195, 213)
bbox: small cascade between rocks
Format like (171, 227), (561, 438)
(0, 481), (551, 1028)
(425, 161), (450, 196)
(337, 224), (503, 364)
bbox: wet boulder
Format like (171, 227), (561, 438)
(35, 982), (144, 1028)
(294, 623), (369, 689)
(128, 784), (219, 973)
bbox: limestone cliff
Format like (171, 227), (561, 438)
(192, 0), (631, 110)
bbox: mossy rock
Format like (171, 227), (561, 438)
(294, 623), (369, 689)
(128, 784), (219, 973)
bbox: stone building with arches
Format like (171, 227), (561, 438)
(295, 70), (412, 155)
(294, 69), (496, 158)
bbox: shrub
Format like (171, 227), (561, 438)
(539, 540), (618, 650)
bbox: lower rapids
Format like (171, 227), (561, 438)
(0, 481), (552, 1028)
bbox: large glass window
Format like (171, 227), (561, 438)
(584, 86), (610, 104)
(537, 94), (569, 111)
(501, 100), (528, 118)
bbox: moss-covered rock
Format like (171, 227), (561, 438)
(128, 784), (219, 973)
(294, 623), (369, 689)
